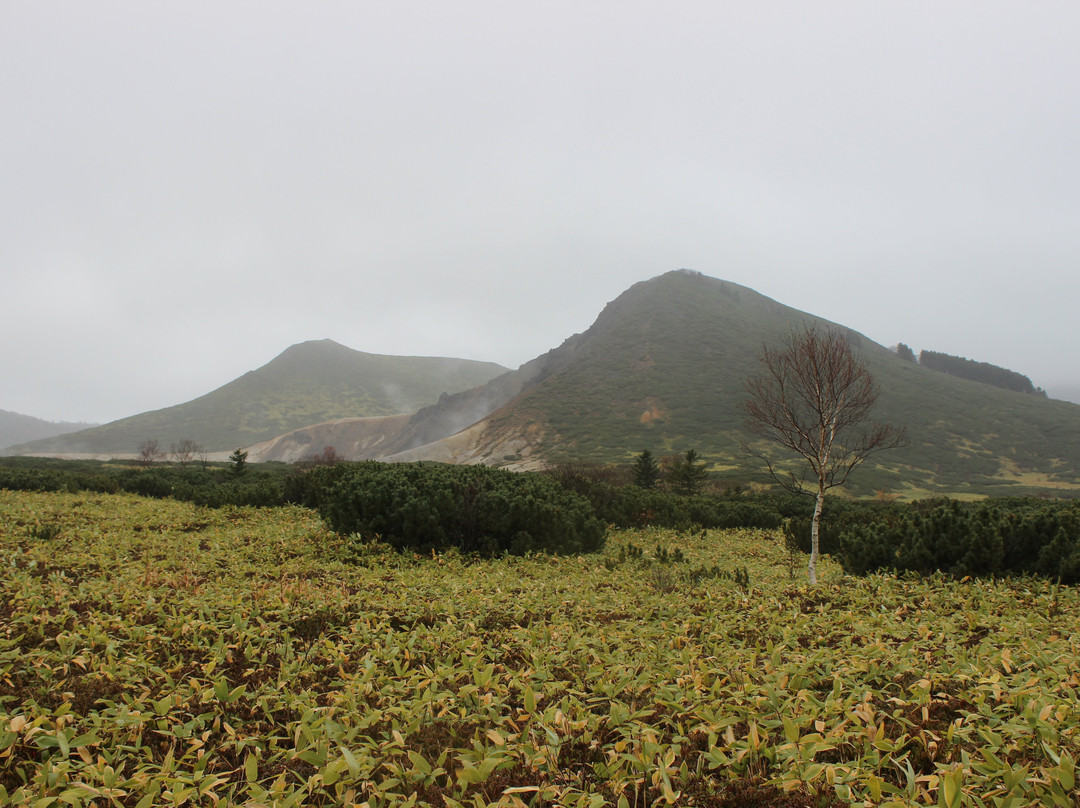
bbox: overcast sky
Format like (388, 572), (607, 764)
(3, 2), (1079, 423)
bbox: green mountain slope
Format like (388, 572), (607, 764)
(9, 340), (507, 455)
(395, 270), (1080, 497)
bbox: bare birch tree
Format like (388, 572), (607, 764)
(137, 439), (164, 468)
(744, 324), (905, 584)
(170, 439), (201, 468)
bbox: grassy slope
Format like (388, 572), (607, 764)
(3, 489), (1078, 806)
(9, 340), (506, 454)
(480, 270), (1080, 496)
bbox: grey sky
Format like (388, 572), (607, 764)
(3, 2), (1079, 423)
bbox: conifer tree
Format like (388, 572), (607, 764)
(229, 448), (248, 476)
(667, 449), (709, 495)
(631, 449), (660, 489)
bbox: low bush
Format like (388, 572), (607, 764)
(0, 466), (79, 493)
(315, 461), (605, 556)
(543, 468), (783, 531)
(838, 498), (1080, 583)
(0, 460), (289, 509)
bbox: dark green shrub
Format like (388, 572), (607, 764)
(0, 457), (291, 509)
(561, 480), (782, 531)
(683, 497), (783, 531)
(113, 466), (288, 507)
(77, 474), (121, 494)
(317, 462), (605, 556)
(221, 478), (286, 508)
(117, 469), (173, 499)
(1037, 527), (1080, 583)
(0, 467), (75, 493)
(838, 498), (1080, 583)
(284, 463), (355, 511)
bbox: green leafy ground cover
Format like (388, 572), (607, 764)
(2, 491), (1079, 807)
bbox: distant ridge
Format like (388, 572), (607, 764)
(269, 269), (1080, 498)
(0, 410), (97, 454)
(8, 340), (507, 455)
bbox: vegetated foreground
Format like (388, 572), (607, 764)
(2, 492), (1078, 807)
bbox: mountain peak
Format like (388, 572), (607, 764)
(7, 343), (507, 455)
(365, 270), (1080, 497)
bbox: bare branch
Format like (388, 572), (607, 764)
(743, 323), (906, 583)
(137, 439), (164, 468)
(170, 439), (201, 468)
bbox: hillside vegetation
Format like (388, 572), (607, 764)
(418, 271), (1080, 498)
(917, 351), (1044, 396)
(2, 489), (1078, 806)
(7, 341), (506, 455)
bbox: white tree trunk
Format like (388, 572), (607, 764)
(809, 484), (825, 585)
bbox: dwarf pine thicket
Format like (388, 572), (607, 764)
(3, 457), (1080, 580)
